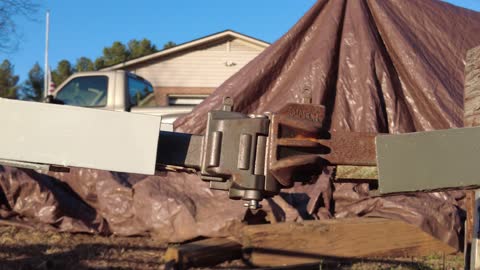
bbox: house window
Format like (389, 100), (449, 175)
(167, 94), (208, 106)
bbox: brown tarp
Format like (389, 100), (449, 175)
(0, 0), (479, 249)
(175, 0), (480, 133)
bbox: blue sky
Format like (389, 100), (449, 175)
(2, 0), (479, 83)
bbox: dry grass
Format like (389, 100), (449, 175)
(0, 225), (466, 269)
(0, 225), (166, 270)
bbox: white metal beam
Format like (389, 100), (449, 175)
(0, 98), (160, 175)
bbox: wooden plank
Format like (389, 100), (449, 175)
(470, 190), (480, 269)
(0, 98), (160, 175)
(466, 190), (477, 269)
(465, 46), (480, 269)
(241, 218), (457, 267)
(470, 190), (480, 270)
(164, 238), (242, 269)
(465, 46), (480, 127)
(335, 165), (378, 180)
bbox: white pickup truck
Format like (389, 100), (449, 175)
(48, 70), (195, 130)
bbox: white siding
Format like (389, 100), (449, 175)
(207, 42), (227, 51)
(130, 38), (264, 88)
(230, 39), (264, 51)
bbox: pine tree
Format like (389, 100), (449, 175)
(0, 59), (19, 98)
(128, 38), (157, 59)
(22, 62), (44, 101)
(163, 41), (176, 50)
(75, 57), (95, 72)
(102, 41), (128, 66)
(51, 59), (73, 86)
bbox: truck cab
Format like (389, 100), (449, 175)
(51, 70), (194, 130)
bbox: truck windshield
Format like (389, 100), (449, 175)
(55, 76), (108, 107)
(127, 76), (154, 107)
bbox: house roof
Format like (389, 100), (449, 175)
(101, 30), (270, 71)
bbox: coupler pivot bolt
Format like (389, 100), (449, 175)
(244, 199), (261, 210)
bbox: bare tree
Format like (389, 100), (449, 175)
(0, 0), (39, 53)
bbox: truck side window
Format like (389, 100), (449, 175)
(56, 76), (108, 107)
(127, 76), (154, 107)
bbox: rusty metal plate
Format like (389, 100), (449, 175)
(316, 131), (377, 166)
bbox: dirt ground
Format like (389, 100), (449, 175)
(0, 225), (465, 270)
(0, 225), (167, 270)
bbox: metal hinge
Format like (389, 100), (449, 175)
(200, 97), (272, 209)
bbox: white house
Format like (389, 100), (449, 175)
(103, 30), (270, 106)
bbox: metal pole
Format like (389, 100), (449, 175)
(43, 11), (50, 99)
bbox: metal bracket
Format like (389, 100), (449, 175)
(155, 97), (377, 210)
(200, 97), (271, 209)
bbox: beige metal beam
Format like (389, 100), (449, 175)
(376, 127), (480, 194)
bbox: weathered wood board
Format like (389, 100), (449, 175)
(465, 46), (480, 127)
(241, 218), (457, 267)
(470, 190), (480, 270)
(164, 238), (242, 269)
(335, 165), (378, 180)
(465, 46), (480, 270)
(0, 98), (160, 175)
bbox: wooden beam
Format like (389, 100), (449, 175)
(335, 165), (378, 180)
(464, 46), (480, 127)
(470, 190), (480, 270)
(465, 46), (480, 270)
(241, 218), (457, 267)
(164, 238), (242, 269)
(466, 190), (476, 269)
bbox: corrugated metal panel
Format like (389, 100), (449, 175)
(129, 39), (265, 88)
